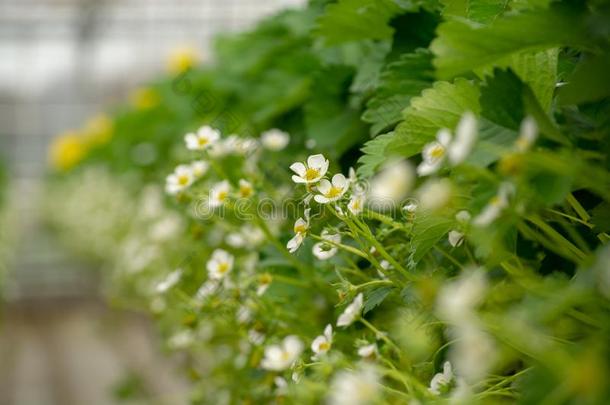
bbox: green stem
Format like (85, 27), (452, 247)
(353, 279), (394, 291)
(253, 216), (310, 277)
(360, 317), (402, 355)
(310, 233), (369, 259)
(526, 215), (587, 263)
(566, 193), (590, 222)
(351, 215), (414, 282)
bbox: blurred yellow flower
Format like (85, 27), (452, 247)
(130, 87), (161, 110)
(48, 131), (87, 171)
(167, 45), (200, 74)
(83, 114), (114, 146)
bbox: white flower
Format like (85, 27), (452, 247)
(195, 279), (219, 301)
(449, 324), (496, 383)
(242, 225), (265, 245)
(207, 137), (232, 157)
(473, 182), (513, 227)
(287, 208), (310, 253)
(168, 330), (194, 349)
(348, 167), (357, 183)
(237, 305), (252, 324)
(165, 164), (194, 195)
(261, 129), (290, 151)
(261, 335), (304, 371)
(311, 324), (333, 359)
(155, 269), (182, 293)
(312, 230), (341, 260)
(209, 180), (231, 207)
(369, 160), (414, 210)
(190, 160), (209, 178)
(226, 232), (246, 248)
(287, 233), (305, 253)
(448, 112), (478, 165)
(515, 116), (538, 152)
(185, 125), (220, 150)
(290, 154), (329, 184)
(314, 174), (349, 203)
(257, 273), (273, 296)
(230, 136), (259, 155)
(417, 129), (452, 176)
(248, 329), (265, 346)
(429, 361), (455, 395)
(337, 293), (363, 327)
(437, 269), (487, 321)
(448, 230), (465, 247)
(327, 364), (380, 405)
(238, 179), (254, 198)
(206, 249), (234, 280)
(455, 210), (471, 223)
(402, 200), (418, 213)
(149, 214), (183, 242)
(348, 193), (366, 215)
(416, 179), (453, 211)
(357, 343), (378, 359)
(274, 377), (288, 395)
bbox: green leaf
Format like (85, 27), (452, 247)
(304, 66), (368, 156)
(467, 119), (518, 167)
(507, 48), (558, 111)
(441, 0), (511, 24)
(480, 68), (570, 146)
(410, 213), (454, 263)
(431, 3), (589, 79)
(467, 0), (511, 24)
(314, 0), (405, 45)
(357, 133), (395, 177)
(590, 202), (610, 233)
(363, 286), (394, 314)
(480, 68), (525, 129)
(362, 49), (435, 135)
(558, 54), (610, 105)
(386, 78), (481, 157)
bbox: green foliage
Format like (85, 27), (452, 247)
(386, 78), (480, 156)
(431, 2), (590, 79)
(356, 132), (395, 177)
(314, 0), (406, 45)
(43, 0), (610, 404)
(362, 49), (434, 135)
(409, 213), (454, 263)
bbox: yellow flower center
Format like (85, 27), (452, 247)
(218, 190), (228, 202)
(318, 341), (330, 351)
(218, 262), (230, 274)
(326, 186), (342, 198)
(178, 175), (190, 186)
(429, 144), (445, 159)
(294, 224), (307, 234)
(351, 199), (361, 210)
(259, 273), (273, 285)
(198, 137), (209, 146)
(305, 168), (320, 181)
(240, 185), (253, 198)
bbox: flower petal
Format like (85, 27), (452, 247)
(331, 173), (347, 188)
(307, 154), (326, 169)
(317, 179), (331, 194)
(314, 195), (330, 204)
(289, 162), (306, 176)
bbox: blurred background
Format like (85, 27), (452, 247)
(0, 0), (304, 403)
